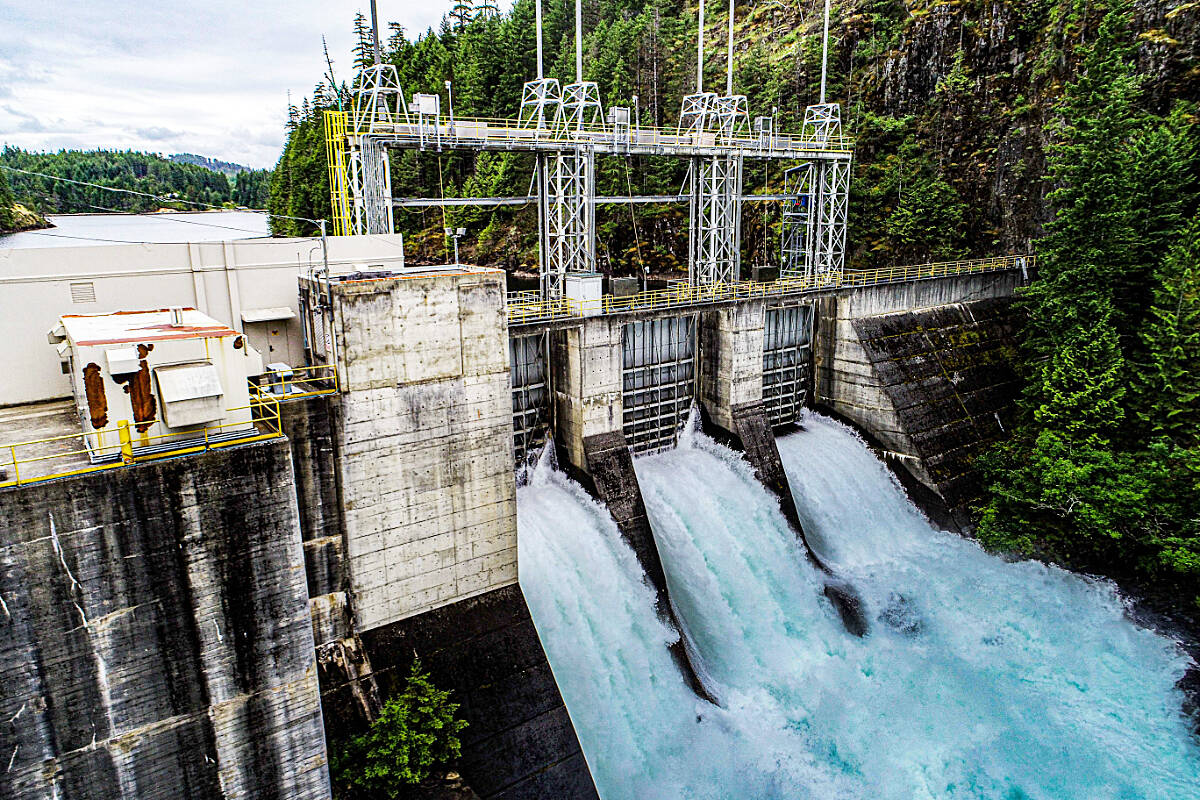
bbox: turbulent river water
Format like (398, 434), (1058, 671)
(517, 412), (1200, 799)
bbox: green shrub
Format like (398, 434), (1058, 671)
(331, 659), (468, 799)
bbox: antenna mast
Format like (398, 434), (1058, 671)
(819, 0), (830, 104)
(726, 0), (734, 95)
(697, 0), (705, 93)
(575, 0), (583, 82)
(536, 0), (544, 79)
(369, 0), (383, 65)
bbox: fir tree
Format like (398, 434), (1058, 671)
(1137, 218), (1200, 448)
(1022, 2), (1143, 366)
(330, 659), (467, 798)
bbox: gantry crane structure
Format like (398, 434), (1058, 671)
(324, 0), (852, 300)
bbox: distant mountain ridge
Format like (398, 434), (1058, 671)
(168, 153), (252, 177)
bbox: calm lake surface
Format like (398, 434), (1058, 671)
(0, 211), (270, 249)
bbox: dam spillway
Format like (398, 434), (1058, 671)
(518, 413), (1200, 799)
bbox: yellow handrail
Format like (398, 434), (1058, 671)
(0, 393), (285, 490)
(255, 363), (340, 399)
(507, 255), (1032, 324)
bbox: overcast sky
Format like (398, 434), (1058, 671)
(0, 1), (486, 169)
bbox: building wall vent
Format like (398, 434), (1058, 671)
(70, 282), (97, 304)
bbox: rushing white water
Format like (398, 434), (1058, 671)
(517, 413), (1200, 799)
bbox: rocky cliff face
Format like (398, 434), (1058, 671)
(836, 0), (1198, 260)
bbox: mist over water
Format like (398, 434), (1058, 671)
(517, 413), (1200, 799)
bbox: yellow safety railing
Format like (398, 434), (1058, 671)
(0, 394), (285, 489)
(506, 296), (576, 325)
(508, 255), (1033, 324)
(324, 111), (353, 237)
(255, 363), (340, 400)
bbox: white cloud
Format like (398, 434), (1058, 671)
(0, 1), (485, 168)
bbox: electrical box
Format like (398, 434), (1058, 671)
(564, 273), (604, 317)
(607, 106), (630, 126)
(411, 93), (441, 116)
(53, 308), (262, 462)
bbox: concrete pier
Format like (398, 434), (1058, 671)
(300, 268), (597, 798)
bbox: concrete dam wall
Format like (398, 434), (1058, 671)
(0, 265), (1024, 799)
(0, 440), (327, 800)
(811, 271), (1024, 527)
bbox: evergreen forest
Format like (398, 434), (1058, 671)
(0, 147), (272, 215)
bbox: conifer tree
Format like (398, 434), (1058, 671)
(1021, 2), (1143, 366)
(1137, 218), (1200, 447)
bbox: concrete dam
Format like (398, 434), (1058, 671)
(0, 254), (1073, 799)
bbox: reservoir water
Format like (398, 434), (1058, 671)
(0, 211), (270, 249)
(517, 412), (1199, 799)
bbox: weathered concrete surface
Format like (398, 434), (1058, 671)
(551, 317), (624, 475)
(354, 585), (598, 800)
(0, 440), (329, 800)
(281, 396), (350, 646)
(813, 272), (1023, 526)
(852, 297), (1022, 525)
(318, 270), (518, 631)
(699, 301), (766, 432)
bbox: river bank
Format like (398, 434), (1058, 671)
(0, 203), (50, 235)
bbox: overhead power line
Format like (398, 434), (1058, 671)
(0, 164), (323, 228)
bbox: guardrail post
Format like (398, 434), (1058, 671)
(118, 420), (133, 463)
(9, 444), (18, 485)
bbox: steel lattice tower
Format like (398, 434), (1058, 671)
(780, 103), (849, 281)
(542, 148), (597, 297)
(689, 155), (744, 285)
(347, 64), (406, 235)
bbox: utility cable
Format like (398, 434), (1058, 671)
(0, 164), (324, 228)
(623, 157), (645, 271)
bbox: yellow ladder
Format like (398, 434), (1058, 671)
(324, 110), (352, 237)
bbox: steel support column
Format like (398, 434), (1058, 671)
(689, 155), (743, 286)
(781, 103), (849, 280)
(540, 147), (596, 299)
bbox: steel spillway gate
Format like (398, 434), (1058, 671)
(622, 315), (697, 454)
(510, 332), (549, 464)
(763, 303), (814, 426)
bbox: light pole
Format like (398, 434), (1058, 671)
(445, 80), (455, 133)
(632, 94), (639, 134)
(445, 226), (466, 265)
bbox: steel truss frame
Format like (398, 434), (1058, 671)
(556, 81), (603, 132)
(710, 95), (749, 143)
(689, 155), (744, 286)
(678, 92), (717, 137)
(349, 137), (395, 236)
(540, 148), (596, 298)
(780, 104), (849, 280)
(519, 78), (562, 130)
(347, 64), (408, 235)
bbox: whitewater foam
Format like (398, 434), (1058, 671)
(517, 414), (1200, 799)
